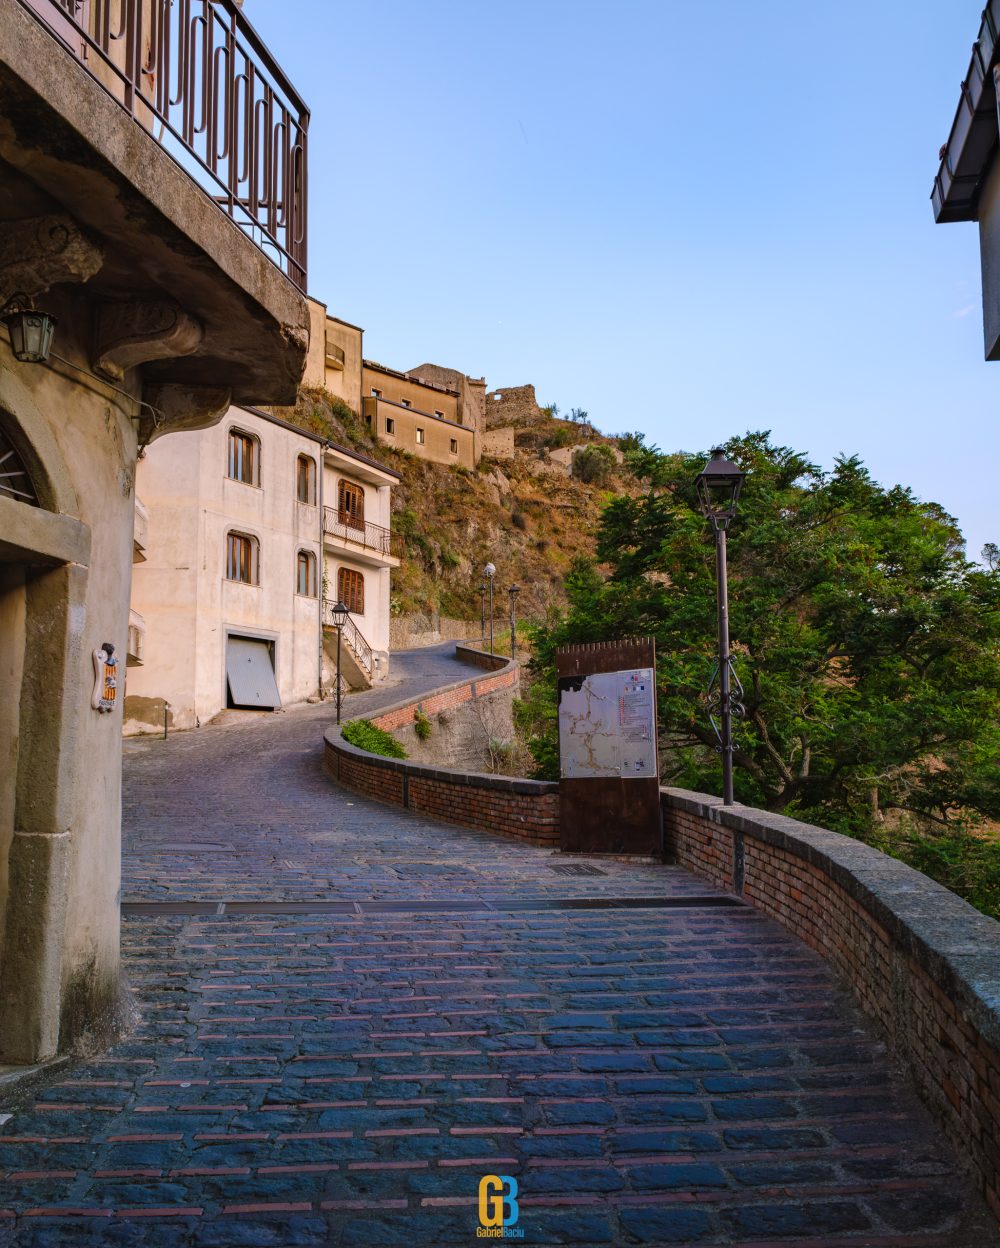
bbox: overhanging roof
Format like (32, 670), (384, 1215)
(933, 2), (1000, 223)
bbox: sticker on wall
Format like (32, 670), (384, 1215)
(92, 642), (119, 713)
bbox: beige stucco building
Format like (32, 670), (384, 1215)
(0, 0), (308, 1062)
(125, 411), (401, 733)
(126, 407), (325, 732)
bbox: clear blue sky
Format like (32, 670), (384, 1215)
(257, 1), (994, 560)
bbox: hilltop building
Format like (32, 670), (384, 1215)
(362, 360), (479, 469)
(302, 298), (484, 468)
(304, 296), (364, 413)
(0, 0), (308, 1062)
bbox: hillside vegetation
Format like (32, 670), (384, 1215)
(272, 386), (640, 624)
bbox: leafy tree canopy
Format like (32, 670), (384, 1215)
(525, 431), (1000, 839)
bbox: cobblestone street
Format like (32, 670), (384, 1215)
(0, 646), (997, 1245)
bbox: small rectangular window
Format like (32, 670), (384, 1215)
(385, 417), (395, 434)
(450, 439), (458, 454)
(415, 428), (425, 445)
(296, 455), (316, 504)
(434, 410), (445, 419)
(400, 398), (411, 409)
(296, 550), (317, 596)
(371, 387), (383, 398)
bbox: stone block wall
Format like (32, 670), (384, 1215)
(388, 613), (480, 651)
(481, 427), (516, 459)
(484, 384), (542, 429)
(661, 787), (1000, 1222)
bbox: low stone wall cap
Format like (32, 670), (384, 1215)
(661, 786), (1000, 1049)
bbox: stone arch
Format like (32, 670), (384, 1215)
(0, 366), (80, 517)
(0, 364), (90, 1062)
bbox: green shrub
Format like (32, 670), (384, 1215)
(342, 719), (407, 759)
(571, 444), (615, 485)
(542, 426), (573, 450)
(414, 710), (432, 741)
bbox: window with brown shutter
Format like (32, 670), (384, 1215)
(338, 479), (365, 531)
(338, 567), (365, 614)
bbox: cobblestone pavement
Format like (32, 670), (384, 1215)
(1, 647), (997, 1245)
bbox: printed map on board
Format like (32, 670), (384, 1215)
(558, 668), (657, 780)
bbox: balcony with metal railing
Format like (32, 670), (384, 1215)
(16, 0), (308, 291)
(323, 507), (403, 564)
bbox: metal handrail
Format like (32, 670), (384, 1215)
(325, 612), (373, 679)
(19, 0), (309, 290)
(323, 507), (403, 559)
(342, 615), (373, 677)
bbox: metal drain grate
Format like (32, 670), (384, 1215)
(547, 863), (607, 877)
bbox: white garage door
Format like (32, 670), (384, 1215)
(226, 637), (281, 709)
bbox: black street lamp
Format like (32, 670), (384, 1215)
(695, 448), (747, 806)
(507, 583), (520, 658)
(330, 599), (350, 725)
(484, 562), (496, 655)
(479, 583), (487, 642)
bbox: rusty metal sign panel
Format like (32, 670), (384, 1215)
(556, 638), (662, 855)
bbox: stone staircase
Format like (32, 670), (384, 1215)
(323, 615), (375, 690)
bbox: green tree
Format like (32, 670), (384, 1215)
(527, 433), (1000, 840)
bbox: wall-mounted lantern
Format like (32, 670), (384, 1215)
(2, 297), (57, 364)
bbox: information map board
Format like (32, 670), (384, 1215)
(559, 668), (657, 780)
(556, 638), (662, 855)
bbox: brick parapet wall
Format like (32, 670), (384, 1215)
(452, 644), (511, 673)
(324, 648), (559, 846)
(661, 787), (1000, 1221)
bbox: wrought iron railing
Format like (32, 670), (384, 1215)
(325, 612), (373, 680)
(342, 614), (373, 678)
(323, 507), (404, 559)
(19, 0), (308, 290)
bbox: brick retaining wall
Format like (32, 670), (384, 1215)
(661, 787), (1000, 1222)
(324, 649), (559, 845)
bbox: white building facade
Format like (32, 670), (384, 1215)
(321, 444), (401, 690)
(126, 409), (398, 734)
